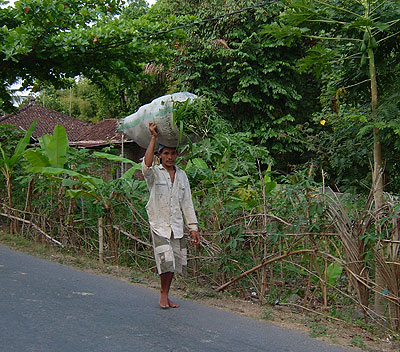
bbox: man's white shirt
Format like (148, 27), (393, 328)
(142, 160), (198, 239)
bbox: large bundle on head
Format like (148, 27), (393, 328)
(118, 92), (197, 149)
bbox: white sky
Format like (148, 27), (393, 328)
(3, 0), (157, 8)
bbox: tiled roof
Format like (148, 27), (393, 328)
(77, 119), (124, 143)
(0, 102), (91, 142)
(72, 118), (133, 147)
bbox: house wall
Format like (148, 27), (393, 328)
(123, 142), (146, 163)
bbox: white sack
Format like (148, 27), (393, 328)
(118, 92), (197, 149)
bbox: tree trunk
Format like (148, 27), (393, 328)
(369, 47), (386, 316)
(369, 48), (384, 207)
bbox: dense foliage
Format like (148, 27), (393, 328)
(262, 0), (400, 193)
(158, 0), (322, 173)
(0, 0), (176, 113)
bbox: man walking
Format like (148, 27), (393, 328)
(142, 122), (200, 309)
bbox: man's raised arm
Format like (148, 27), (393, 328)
(144, 122), (158, 167)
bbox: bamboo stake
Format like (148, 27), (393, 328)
(98, 217), (104, 265)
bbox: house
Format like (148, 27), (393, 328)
(0, 101), (91, 142)
(73, 118), (145, 162)
(0, 101), (145, 178)
(72, 118), (145, 179)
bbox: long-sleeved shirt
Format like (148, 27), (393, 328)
(142, 160), (198, 239)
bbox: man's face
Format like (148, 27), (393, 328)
(158, 147), (177, 168)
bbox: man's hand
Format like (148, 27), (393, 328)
(149, 122), (158, 138)
(144, 122), (158, 167)
(190, 230), (201, 245)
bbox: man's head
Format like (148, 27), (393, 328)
(157, 145), (177, 168)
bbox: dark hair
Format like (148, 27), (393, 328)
(158, 146), (177, 154)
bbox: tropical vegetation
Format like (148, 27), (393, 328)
(1, 0), (400, 344)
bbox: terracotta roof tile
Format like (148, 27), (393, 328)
(73, 118), (133, 147)
(0, 103), (92, 142)
(78, 119), (123, 142)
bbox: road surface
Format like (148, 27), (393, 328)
(0, 245), (359, 352)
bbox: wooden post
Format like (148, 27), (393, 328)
(69, 87), (72, 117)
(120, 134), (125, 176)
(98, 217), (104, 265)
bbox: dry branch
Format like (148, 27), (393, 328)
(0, 212), (64, 247)
(240, 230), (338, 237)
(238, 213), (293, 226)
(324, 191), (373, 310)
(112, 225), (152, 247)
(216, 249), (316, 292)
(279, 302), (347, 325)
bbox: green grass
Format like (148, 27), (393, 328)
(309, 320), (328, 338)
(262, 308), (275, 321)
(349, 335), (365, 349)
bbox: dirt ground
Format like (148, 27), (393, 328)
(1, 231), (399, 352)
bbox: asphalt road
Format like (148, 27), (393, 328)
(0, 245), (359, 352)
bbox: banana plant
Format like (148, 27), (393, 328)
(24, 124), (68, 169)
(0, 120), (36, 233)
(25, 125), (141, 201)
(24, 124), (142, 262)
(40, 156), (141, 264)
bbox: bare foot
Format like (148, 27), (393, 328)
(159, 296), (169, 309)
(168, 299), (179, 308)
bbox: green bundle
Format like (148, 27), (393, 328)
(172, 96), (220, 144)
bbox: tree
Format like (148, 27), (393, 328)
(34, 78), (137, 122)
(0, 0), (175, 113)
(263, 0), (400, 316)
(119, 0), (149, 20)
(157, 0), (322, 172)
